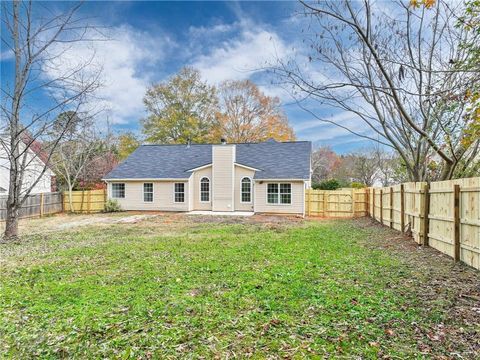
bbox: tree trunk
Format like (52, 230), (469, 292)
(4, 204), (19, 240)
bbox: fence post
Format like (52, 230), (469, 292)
(400, 184), (405, 233)
(40, 193), (44, 217)
(380, 189), (383, 225)
(389, 187), (394, 228)
(422, 183), (430, 246)
(372, 188), (375, 221)
(453, 184), (460, 262)
(323, 191), (328, 218)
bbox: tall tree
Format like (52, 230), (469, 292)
(141, 67), (219, 144)
(216, 80), (295, 143)
(117, 132), (140, 160)
(276, 0), (480, 181)
(1, 1), (102, 238)
(311, 146), (340, 183)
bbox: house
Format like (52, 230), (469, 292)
(0, 134), (54, 195)
(103, 139), (312, 215)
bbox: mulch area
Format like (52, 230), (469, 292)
(353, 217), (480, 357)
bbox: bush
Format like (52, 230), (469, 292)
(350, 182), (366, 189)
(104, 199), (122, 212)
(312, 179), (342, 190)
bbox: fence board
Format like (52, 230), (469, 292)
(63, 189), (106, 213)
(368, 177), (480, 270)
(0, 192), (63, 221)
(305, 188), (367, 218)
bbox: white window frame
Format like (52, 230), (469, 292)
(143, 182), (154, 203)
(174, 182), (185, 203)
(240, 177), (252, 204)
(111, 183), (125, 199)
(266, 183), (292, 205)
(199, 177), (210, 203)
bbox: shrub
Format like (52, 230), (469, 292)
(312, 179), (341, 190)
(350, 182), (366, 189)
(104, 199), (122, 212)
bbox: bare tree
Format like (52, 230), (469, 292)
(348, 150), (378, 187)
(1, 1), (103, 238)
(311, 145), (340, 183)
(275, 0), (480, 182)
(49, 112), (100, 213)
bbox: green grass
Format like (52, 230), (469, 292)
(0, 219), (473, 358)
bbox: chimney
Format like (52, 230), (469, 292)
(220, 138), (227, 145)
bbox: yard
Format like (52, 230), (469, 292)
(1, 213), (479, 359)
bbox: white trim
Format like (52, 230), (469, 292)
(302, 181), (306, 217)
(186, 163), (212, 172)
(173, 182), (186, 203)
(266, 183), (292, 205)
(104, 178), (189, 181)
(199, 176), (210, 203)
(240, 177), (252, 204)
(143, 182), (154, 203)
(212, 147), (215, 210)
(234, 163), (260, 172)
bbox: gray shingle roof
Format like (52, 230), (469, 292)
(104, 140), (311, 180)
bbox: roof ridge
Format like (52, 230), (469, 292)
(140, 140), (311, 147)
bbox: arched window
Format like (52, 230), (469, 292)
(241, 177), (252, 203)
(200, 177), (210, 202)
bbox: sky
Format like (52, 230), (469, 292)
(0, 1), (376, 154)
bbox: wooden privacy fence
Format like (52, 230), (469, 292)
(0, 192), (63, 221)
(367, 177), (480, 270)
(305, 188), (368, 218)
(63, 189), (106, 213)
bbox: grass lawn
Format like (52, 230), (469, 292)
(1, 214), (479, 358)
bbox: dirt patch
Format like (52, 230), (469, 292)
(353, 217), (480, 357)
(7, 212), (305, 236)
(183, 213), (303, 224)
(57, 214), (159, 229)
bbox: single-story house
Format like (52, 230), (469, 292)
(103, 139), (312, 215)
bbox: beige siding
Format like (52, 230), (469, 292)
(254, 181), (305, 215)
(212, 145), (235, 211)
(107, 181), (189, 211)
(234, 166), (254, 211)
(192, 166), (212, 210)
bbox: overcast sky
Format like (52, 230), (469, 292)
(0, 1), (376, 153)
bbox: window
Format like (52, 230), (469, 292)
(200, 177), (210, 202)
(241, 177), (251, 203)
(267, 183), (291, 204)
(280, 183), (292, 204)
(143, 183), (153, 202)
(111, 183), (125, 199)
(174, 183), (185, 203)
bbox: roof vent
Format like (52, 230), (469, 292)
(186, 138), (191, 148)
(220, 138), (227, 145)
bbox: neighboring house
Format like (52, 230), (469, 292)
(0, 135), (54, 195)
(103, 139), (312, 215)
